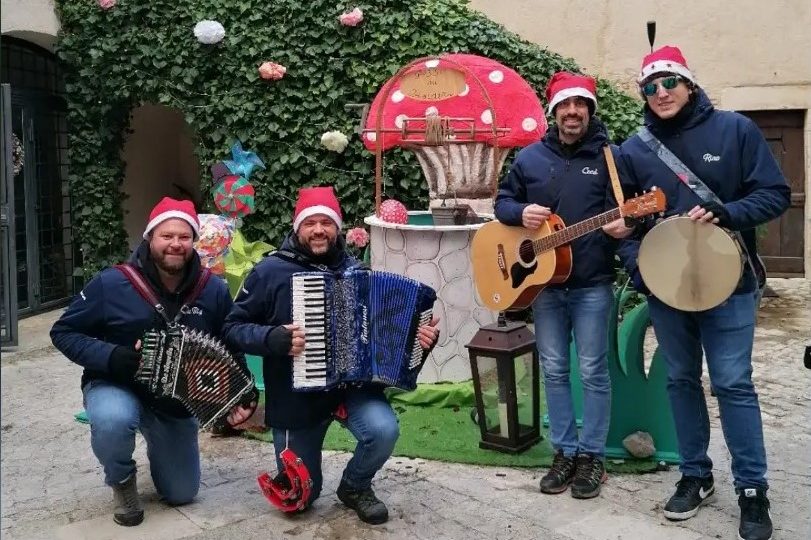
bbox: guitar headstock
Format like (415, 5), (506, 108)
(621, 188), (666, 218)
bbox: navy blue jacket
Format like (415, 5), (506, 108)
(223, 232), (366, 429)
(617, 90), (791, 292)
(50, 242), (238, 417)
(494, 117), (622, 288)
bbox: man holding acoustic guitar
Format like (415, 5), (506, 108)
(489, 72), (645, 499)
(616, 45), (790, 540)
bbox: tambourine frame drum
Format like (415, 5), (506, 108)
(638, 216), (744, 312)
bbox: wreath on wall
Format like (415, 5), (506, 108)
(11, 132), (24, 176)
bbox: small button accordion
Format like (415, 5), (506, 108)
(291, 269), (436, 392)
(136, 327), (255, 429)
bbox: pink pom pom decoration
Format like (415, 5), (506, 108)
(346, 227), (370, 248)
(338, 7), (364, 27)
(258, 61), (287, 81)
(379, 199), (408, 224)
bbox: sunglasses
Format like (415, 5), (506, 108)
(641, 76), (683, 97)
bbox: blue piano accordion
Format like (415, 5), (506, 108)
(290, 269), (437, 392)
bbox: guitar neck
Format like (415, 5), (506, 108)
(533, 208), (622, 254)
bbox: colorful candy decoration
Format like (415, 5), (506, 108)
(194, 214), (235, 275)
(223, 141), (266, 181)
(379, 199), (408, 224)
(214, 175), (256, 218)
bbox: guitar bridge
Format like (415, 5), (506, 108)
(496, 244), (508, 280)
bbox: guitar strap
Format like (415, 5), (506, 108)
(637, 126), (766, 291)
(602, 145), (625, 206)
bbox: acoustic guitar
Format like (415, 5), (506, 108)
(471, 190), (666, 311)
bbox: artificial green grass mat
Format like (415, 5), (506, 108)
(243, 402), (658, 474)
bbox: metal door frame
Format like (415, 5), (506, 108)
(1, 83), (18, 346)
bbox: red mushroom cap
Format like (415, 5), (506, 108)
(363, 53), (546, 152)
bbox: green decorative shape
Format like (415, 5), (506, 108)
(246, 354), (264, 392)
(222, 230), (273, 299)
(607, 293), (679, 463)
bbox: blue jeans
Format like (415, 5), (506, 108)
(648, 291), (768, 490)
(83, 380), (200, 504)
(271, 388), (399, 503)
(533, 284), (613, 458)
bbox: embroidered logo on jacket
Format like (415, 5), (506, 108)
(581, 167), (598, 175)
(703, 153), (720, 162)
(180, 305), (204, 316)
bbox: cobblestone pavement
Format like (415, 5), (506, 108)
(1, 279), (808, 540)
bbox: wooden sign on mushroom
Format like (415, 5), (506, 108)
(363, 53), (547, 216)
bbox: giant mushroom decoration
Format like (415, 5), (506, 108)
(363, 54), (546, 215)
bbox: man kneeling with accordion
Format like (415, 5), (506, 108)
(51, 197), (258, 527)
(223, 186), (440, 524)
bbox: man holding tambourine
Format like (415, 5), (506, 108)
(613, 45), (790, 540)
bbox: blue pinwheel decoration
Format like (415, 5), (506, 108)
(223, 141), (266, 181)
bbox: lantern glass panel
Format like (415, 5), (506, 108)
(514, 351), (536, 434)
(473, 354), (511, 437)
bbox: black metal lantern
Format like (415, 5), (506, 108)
(465, 315), (540, 453)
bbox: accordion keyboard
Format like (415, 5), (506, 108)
(290, 269), (437, 392)
(291, 274), (329, 388)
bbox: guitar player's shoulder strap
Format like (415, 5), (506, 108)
(602, 145), (625, 206)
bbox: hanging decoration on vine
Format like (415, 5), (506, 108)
(11, 133), (24, 176)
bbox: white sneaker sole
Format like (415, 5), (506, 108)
(663, 490), (714, 521)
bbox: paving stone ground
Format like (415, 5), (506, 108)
(2, 278), (808, 539)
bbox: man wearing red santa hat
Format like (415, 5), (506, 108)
(617, 45), (789, 540)
(495, 71), (632, 500)
(51, 197), (257, 527)
(224, 186), (440, 524)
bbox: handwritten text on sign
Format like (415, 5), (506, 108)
(400, 68), (467, 101)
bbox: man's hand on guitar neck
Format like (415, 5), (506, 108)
(522, 204), (552, 229)
(602, 218), (635, 239)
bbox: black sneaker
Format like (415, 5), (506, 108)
(336, 481), (388, 524)
(737, 488), (772, 540)
(571, 453), (607, 499)
(663, 474), (715, 520)
(540, 450), (576, 494)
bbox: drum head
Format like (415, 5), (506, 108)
(638, 217), (743, 312)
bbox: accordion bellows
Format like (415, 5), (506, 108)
(137, 327), (254, 429)
(291, 269), (437, 392)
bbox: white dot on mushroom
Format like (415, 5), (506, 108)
(488, 70), (504, 83)
(522, 117), (538, 131)
(480, 109), (493, 124)
(425, 59), (440, 69)
(459, 84), (469, 97)
(366, 132), (377, 142)
(395, 114), (408, 128)
(425, 106), (439, 117)
(391, 90), (405, 103)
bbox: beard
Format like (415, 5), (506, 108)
(559, 115), (588, 140)
(152, 248), (190, 275)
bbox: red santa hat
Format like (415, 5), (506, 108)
(293, 186), (343, 232)
(545, 72), (598, 115)
(142, 197), (200, 240)
(638, 45), (696, 84)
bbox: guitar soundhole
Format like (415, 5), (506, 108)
(518, 239), (535, 265)
(553, 223), (564, 231)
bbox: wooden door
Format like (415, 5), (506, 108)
(740, 110), (805, 277)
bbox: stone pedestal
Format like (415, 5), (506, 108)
(364, 211), (497, 382)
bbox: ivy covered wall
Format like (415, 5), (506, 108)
(55, 0), (642, 275)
